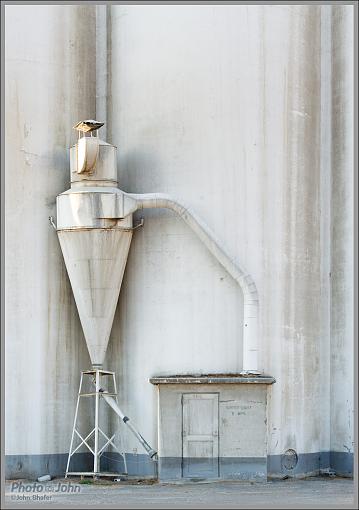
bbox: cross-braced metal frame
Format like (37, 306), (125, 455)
(65, 369), (128, 478)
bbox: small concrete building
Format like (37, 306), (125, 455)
(5, 4), (354, 481)
(151, 375), (275, 480)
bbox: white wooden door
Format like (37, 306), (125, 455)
(182, 393), (219, 478)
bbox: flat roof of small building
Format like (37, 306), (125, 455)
(149, 374), (276, 385)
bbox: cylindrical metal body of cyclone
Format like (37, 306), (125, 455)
(56, 139), (137, 368)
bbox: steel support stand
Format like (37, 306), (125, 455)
(65, 369), (127, 479)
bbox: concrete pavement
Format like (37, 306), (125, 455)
(4, 476), (355, 508)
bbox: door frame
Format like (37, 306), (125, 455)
(181, 392), (220, 479)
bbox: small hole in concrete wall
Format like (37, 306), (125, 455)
(282, 449), (298, 470)
(17, 462), (22, 471)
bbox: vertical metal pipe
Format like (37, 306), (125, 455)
(94, 370), (100, 473)
(96, 4), (107, 140)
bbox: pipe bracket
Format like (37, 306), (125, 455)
(114, 218), (144, 232)
(49, 216), (57, 230)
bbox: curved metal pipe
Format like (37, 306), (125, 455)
(125, 192), (260, 374)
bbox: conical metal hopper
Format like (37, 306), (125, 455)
(58, 227), (132, 367)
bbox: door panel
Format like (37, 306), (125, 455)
(182, 393), (219, 478)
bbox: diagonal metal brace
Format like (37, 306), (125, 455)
(71, 428), (95, 456)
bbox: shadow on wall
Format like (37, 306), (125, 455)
(117, 149), (171, 194)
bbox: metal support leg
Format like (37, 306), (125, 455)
(65, 373), (83, 478)
(94, 370), (100, 474)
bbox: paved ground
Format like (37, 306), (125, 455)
(4, 476), (355, 508)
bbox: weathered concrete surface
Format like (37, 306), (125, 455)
(4, 477), (356, 508)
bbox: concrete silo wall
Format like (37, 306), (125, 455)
(5, 4), (354, 478)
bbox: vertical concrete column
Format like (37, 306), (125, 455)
(5, 5), (96, 475)
(267, 5), (323, 473)
(329, 5), (354, 475)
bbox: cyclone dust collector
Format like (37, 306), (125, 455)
(52, 120), (260, 479)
